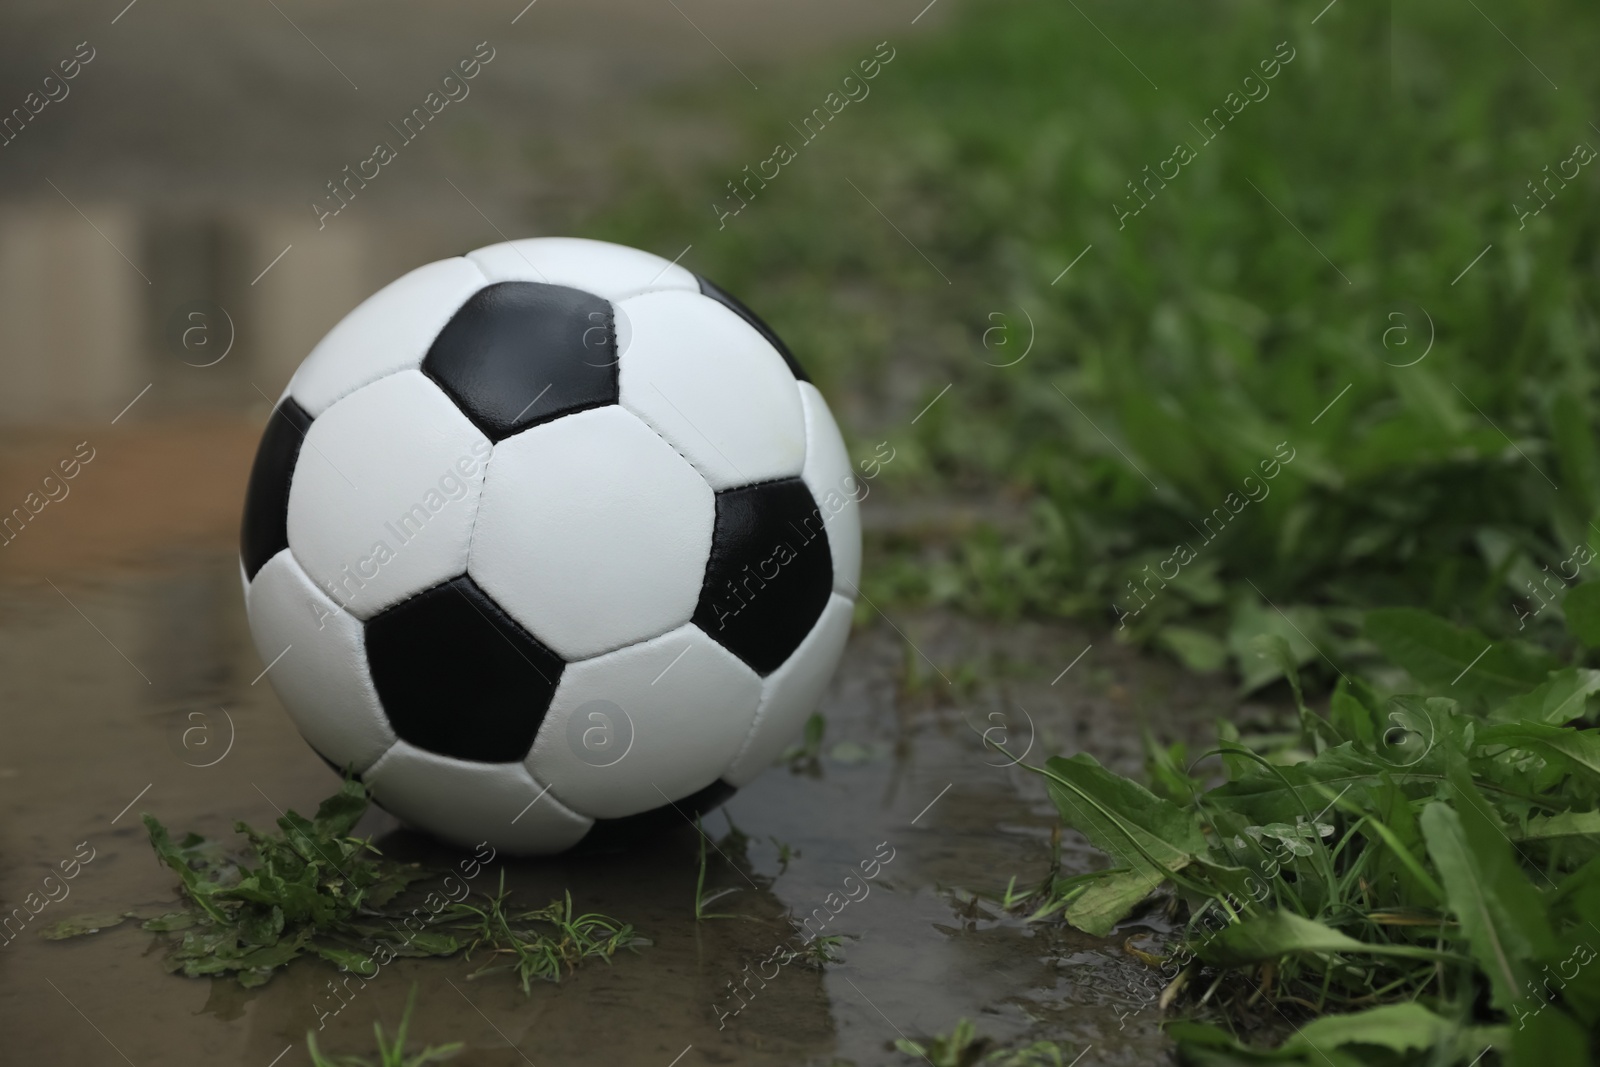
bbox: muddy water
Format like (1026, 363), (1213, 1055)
(0, 467), (1244, 1064)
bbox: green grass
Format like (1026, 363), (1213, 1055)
(694, 815), (743, 921)
(46, 779), (643, 991)
(894, 1018), (1085, 1067)
(137, 779), (454, 987)
(780, 710), (826, 771)
(797, 932), (851, 968)
(449, 872), (647, 994)
(306, 985), (461, 1067)
(1005, 603), (1600, 1063)
(586, 0), (1600, 682)
(581, 0), (1600, 1057)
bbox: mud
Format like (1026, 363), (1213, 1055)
(0, 445), (1250, 1064)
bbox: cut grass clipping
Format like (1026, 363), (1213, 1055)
(307, 984), (461, 1067)
(43, 779), (645, 990)
(450, 874), (647, 995)
(1000, 606), (1600, 1064)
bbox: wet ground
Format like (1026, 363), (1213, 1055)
(0, 427), (1250, 1065)
(1, 2), (1257, 1062)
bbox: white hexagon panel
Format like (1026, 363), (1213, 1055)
(616, 289), (806, 490)
(364, 742), (592, 854)
(286, 370), (490, 620)
(526, 623), (762, 819)
(245, 548), (395, 774)
(468, 405), (716, 661)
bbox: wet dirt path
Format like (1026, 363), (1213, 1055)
(0, 436), (1242, 1064)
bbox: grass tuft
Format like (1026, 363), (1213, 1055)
(447, 871), (648, 994)
(1026, 608), (1600, 1061)
(46, 778), (645, 992)
(306, 984), (461, 1067)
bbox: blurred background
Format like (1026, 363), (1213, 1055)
(4, 0), (1600, 1062)
(0, 0), (915, 573)
(6, 0), (1597, 663)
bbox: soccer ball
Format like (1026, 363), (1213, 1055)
(239, 237), (860, 854)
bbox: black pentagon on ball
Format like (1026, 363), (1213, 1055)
(241, 397), (314, 580)
(573, 778), (737, 853)
(696, 274), (810, 383)
(692, 478), (833, 675)
(364, 575), (564, 763)
(422, 281), (618, 441)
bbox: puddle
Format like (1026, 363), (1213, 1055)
(0, 525), (1248, 1065)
